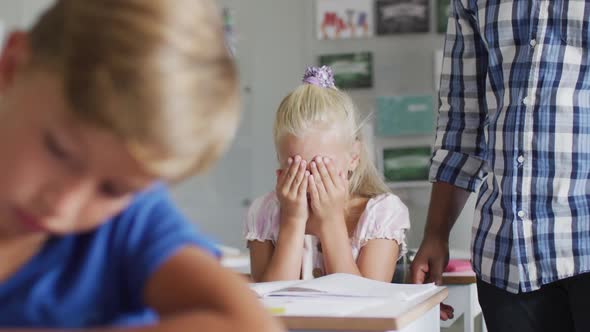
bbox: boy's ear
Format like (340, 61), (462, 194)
(0, 31), (32, 93)
(349, 140), (361, 171)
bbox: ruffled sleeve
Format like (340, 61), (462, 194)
(354, 193), (410, 260)
(243, 192), (280, 245)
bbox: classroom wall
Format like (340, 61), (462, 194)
(0, 0), (477, 255)
(180, 0), (477, 253)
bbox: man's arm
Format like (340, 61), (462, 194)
(411, 0), (490, 320)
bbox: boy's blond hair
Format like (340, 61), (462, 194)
(28, 0), (239, 180)
(273, 84), (390, 198)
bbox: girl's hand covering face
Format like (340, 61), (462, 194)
(275, 155), (310, 225)
(307, 156), (348, 227)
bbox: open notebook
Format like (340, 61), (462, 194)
(251, 273), (437, 302)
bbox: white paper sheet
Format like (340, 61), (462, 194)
(251, 280), (301, 297)
(251, 273), (437, 302)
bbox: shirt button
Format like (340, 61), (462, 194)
(530, 39), (537, 47)
(517, 210), (526, 219)
(517, 155), (525, 163)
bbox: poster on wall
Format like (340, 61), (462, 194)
(383, 147), (431, 182)
(318, 52), (373, 89)
(316, 0), (374, 40)
(437, 0), (451, 33)
(375, 95), (435, 136)
(375, 0), (429, 34)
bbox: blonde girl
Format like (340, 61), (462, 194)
(245, 66), (410, 282)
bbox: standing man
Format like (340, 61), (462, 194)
(411, 0), (590, 331)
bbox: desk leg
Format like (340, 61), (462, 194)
(464, 284), (475, 332)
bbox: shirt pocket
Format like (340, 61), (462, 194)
(556, 0), (590, 48)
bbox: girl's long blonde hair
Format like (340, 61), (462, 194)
(273, 83), (390, 198)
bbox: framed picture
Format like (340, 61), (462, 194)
(316, 0), (374, 40)
(319, 52), (373, 89)
(375, 95), (435, 136)
(437, 0), (451, 33)
(375, 0), (429, 34)
(382, 146), (431, 182)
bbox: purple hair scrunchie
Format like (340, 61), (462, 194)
(302, 65), (336, 89)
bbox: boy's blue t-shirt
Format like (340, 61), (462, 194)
(0, 184), (219, 327)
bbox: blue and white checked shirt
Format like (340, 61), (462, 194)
(431, 0), (590, 293)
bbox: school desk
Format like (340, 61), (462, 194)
(264, 286), (447, 332)
(220, 250), (448, 331)
(441, 270), (487, 332)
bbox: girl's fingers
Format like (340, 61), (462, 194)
(308, 174), (320, 206)
(310, 161), (327, 197)
(315, 157), (336, 192)
(292, 160), (307, 192)
(298, 171), (310, 197)
(323, 157), (344, 190)
(284, 156), (301, 190)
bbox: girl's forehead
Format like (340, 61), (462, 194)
(278, 130), (348, 163)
